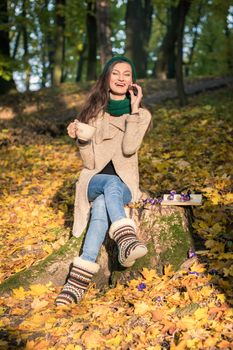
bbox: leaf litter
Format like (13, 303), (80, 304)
(0, 85), (232, 349)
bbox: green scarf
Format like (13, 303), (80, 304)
(106, 97), (131, 116)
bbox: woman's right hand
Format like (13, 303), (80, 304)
(67, 120), (79, 138)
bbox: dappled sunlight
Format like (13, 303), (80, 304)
(0, 85), (232, 349)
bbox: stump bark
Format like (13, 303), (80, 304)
(0, 204), (193, 294)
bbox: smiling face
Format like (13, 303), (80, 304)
(109, 62), (133, 100)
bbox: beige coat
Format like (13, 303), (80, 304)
(72, 108), (152, 237)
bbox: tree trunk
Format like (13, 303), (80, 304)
(22, 0), (30, 91)
(76, 41), (87, 82)
(52, 0), (66, 86)
(224, 6), (233, 74)
(96, 0), (112, 69)
(86, 0), (97, 81)
(155, 6), (179, 80)
(12, 30), (21, 60)
(0, 0), (16, 94)
(125, 0), (153, 79)
(175, 0), (191, 106)
(185, 1), (204, 77)
(38, 0), (52, 87)
(0, 203), (194, 294)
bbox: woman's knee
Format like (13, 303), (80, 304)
(103, 175), (123, 192)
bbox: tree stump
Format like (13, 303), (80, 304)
(97, 204), (193, 287)
(0, 203), (193, 294)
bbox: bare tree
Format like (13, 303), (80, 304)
(175, 0), (191, 106)
(22, 0), (30, 90)
(155, 5), (180, 80)
(86, 0), (97, 80)
(0, 0), (15, 94)
(125, 0), (153, 78)
(96, 0), (112, 68)
(52, 0), (66, 85)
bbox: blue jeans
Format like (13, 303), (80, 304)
(80, 174), (132, 262)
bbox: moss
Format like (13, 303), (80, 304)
(131, 240), (155, 271)
(173, 303), (200, 317)
(158, 213), (193, 271)
(0, 236), (83, 294)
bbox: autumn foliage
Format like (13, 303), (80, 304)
(0, 84), (232, 349)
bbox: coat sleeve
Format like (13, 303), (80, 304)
(76, 139), (95, 169)
(122, 108), (152, 156)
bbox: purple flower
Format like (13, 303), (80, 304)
(180, 191), (191, 201)
(168, 190), (177, 200)
(189, 271), (199, 276)
(137, 282), (146, 291)
(188, 248), (196, 258)
(209, 269), (218, 275)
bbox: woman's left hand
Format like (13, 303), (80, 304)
(128, 84), (143, 114)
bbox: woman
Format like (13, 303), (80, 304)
(55, 56), (152, 306)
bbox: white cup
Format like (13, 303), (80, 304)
(75, 121), (96, 141)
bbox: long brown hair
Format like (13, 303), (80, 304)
(78, 59), (135, 124)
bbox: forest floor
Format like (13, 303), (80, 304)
(0, 78), (232, 349)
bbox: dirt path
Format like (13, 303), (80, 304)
(144, 76), (233, 105)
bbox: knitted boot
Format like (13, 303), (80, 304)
(55, 257), (99, 306)
(109, 218), (148, 267)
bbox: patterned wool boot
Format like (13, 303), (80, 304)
(109, 218), (148, 267)
(55, 257), (99, 306)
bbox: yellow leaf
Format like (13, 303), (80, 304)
(218, 340), (233, 349)
(177, 316), (197, 330)
(11, 307), (27, 315)
(20, 313), (46, 328)
(224, 193), (233, 204)
(105, 334), (123, 347)
(42, 244), (53, 254)
(12, 286), (27, 300)
(125, 333), (133, 342)
(25, 340), (35, 349)
(164, 264), (174, 277)
(223, 265), (233, 277)
(204, 336), (219, 347)
(162, 152), (171, 159)
(81, 330), (104, 349)
(200, 286), (213, 298)
(211, 193), (222, 205)
(186, 338), (199, 348)
(152, 309), (163, 321)
(174, 150), (185, 157)
(0, 307), (6, 316)
(73, 331), (84, 340)
(29, 284), (50, 296)
(216, 294), (225, 303)
(134, 301), (150, 315)
(194, 307), (208, 320)
(211, 223), (223, 235)
(141, 268), (157, 281)
(190, 262), (205, 273)
(31, 298), (49, 310)
(218, 252), (233, 260)
(65, 345), (75, 350)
